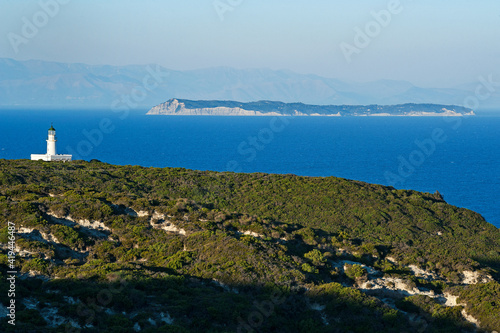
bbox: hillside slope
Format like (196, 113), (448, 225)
(0, 160), (498, 332)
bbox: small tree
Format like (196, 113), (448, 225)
(304, 249), (327, 266)
(345, 264), (367, 280)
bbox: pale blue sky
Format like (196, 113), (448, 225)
(1, 0), (499, 87)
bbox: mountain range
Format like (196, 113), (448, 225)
(1, 58), (499, 110)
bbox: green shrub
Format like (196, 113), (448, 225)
(22, 258), (49, 274)
(166, 251), (194, 270)
(304, 249), (326, 266)
(301, 263), (318, 274)
(345, 264), (367, 280)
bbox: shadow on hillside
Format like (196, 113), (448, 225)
(473, 257), (500, 281)
(0, 265), (478, 333)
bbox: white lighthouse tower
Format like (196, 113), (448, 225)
(31, 124), (72, 162)
(47, 124), (57, 155)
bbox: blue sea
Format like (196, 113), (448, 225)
(1, 110), (499, 228)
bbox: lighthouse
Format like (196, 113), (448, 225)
(31, 124), (72, 162)
(47, 124), (57, 155)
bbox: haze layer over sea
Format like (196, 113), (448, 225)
(1, 110), (498, 228)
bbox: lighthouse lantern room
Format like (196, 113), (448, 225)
(31, 124), (72, 162)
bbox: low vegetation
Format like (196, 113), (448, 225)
(0, 159), (498, 332)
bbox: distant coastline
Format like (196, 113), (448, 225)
(147, 99), (475, 117)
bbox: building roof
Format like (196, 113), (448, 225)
(49, 123), (56, 131)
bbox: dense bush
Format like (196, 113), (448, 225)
(454, 281), (500, 331)
(345, 264), (367, 280)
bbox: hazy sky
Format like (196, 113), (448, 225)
(1, 0), (499, 88)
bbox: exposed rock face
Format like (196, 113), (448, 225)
(242, 230), (265, 238)
(442, 293), (462, 307)
(461, 270), (493, 284)
(122, 207), (149, 217)
(408, 265), (440, 280)
(17, 227), (60, 244)
(147, 99), (284, 116)
(152, 222), (187, 236)
(146, 98), (475, 116)
(16, 226), (88, 260)
(149, 211), (187, 235)
(48, 213), (110, 239)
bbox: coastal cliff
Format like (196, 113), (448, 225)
(147, 98), (476, 116)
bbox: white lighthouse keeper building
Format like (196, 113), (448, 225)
(31, 124), (72, 162)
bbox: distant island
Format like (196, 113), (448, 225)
(147, 98), (476, 116)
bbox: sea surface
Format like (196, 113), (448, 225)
(1, 110), (499, 228)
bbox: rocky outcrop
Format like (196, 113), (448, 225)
(461, 270), (493, 284)
(16, 226), (88, 260)
(47, 213), (110, 239)
(241, 230), (265, 238)
(148, 211), (187, 235)
(327, 251), (486, 329)
(152, 222), (187, 235)
(147, 99), (284, 116)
